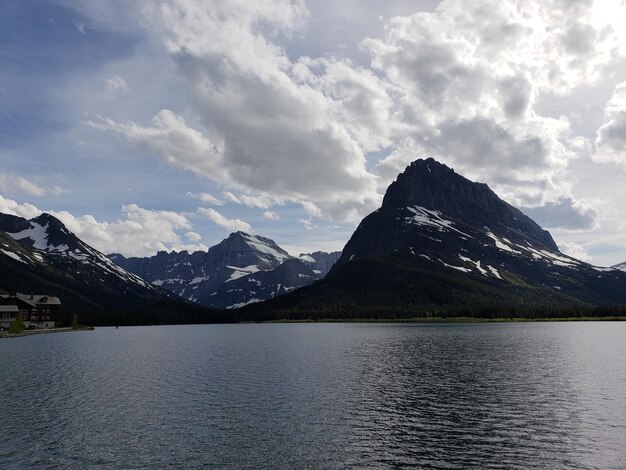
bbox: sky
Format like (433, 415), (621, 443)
(1, 0), (626, 266)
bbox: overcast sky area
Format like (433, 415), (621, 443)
(1, 0), (626, 266)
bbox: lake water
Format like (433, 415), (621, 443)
(1, 322), (625, 468)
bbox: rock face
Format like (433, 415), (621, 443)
(242, 158), (626, 318)
(211, 259), (319, 309)
(332, 158), (558, 274)
(110, 232), (340, 309)
(0, 212), (175, 312)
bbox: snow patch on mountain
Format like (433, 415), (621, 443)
(9, 222), (68, 252)
(459, 255), (488, 276)
(439, 258), (471, 273)
(405, 206), (472, 238)
(1, 248), (25, 263)
(484, 229), (522, 254)
(240, 233), (290, 263)
(226, 298), (262, 309)
(226, 265), (260, 282)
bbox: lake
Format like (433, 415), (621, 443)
(1, 322), (625, 468)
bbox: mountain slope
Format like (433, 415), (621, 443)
(110, 232), (340, 309)
(613, 262), (626, 273)
(240, 158), (626, 319)
(299, 251), (341, 276)
(208, 259), (318, 309)
(0, 212), (176, 312)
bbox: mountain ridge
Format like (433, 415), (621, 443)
(241, 158), (626, 319)
(0, 212), (179, 313)
(108, 232), (340, 309)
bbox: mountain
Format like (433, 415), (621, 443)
(299, 251), (342, 276)
(613, 262), (626, 272)
(0, 212), (177, 313)
(210, 258), (318, 309)
(109, 232), (340, 309)
(239, 158), (626, 319)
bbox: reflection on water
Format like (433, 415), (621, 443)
(1, 322), (625, 468)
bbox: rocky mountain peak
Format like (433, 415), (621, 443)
(381, 158), (557, 251)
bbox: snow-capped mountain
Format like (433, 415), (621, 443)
(211, 259), (319, 309)
(299, 251), (341, 276)
(242, 158), (626, 317)
(613, 262), (626, 272)
(109, 232), (339, 309)
(0, 212), (176, 311)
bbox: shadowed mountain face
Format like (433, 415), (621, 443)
(241, 158), (626, 318)
(331, 158), (558, 275)
(0, 213), (175, 312)
(109, 233), (341, 309)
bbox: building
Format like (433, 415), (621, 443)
(0, 293), (62, 329)
(0, 305), (19, 330)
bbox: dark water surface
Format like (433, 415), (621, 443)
(1, 322), (625, 468)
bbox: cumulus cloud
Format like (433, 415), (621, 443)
(367, 0), (626, 206)
(197, 207), (251, 233)
(0, 195), (207, 257)
(594, 81), (626, 166)
(93, 0), (384, 222)
(89, 0), (626, 223)
(0, 195), (41, 219)
(558, 241), (593, 263)
(51, 204), (208, 256)
(521, 197), (600, 230)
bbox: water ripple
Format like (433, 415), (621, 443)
(1, 322), (625, 468)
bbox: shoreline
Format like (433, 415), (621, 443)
(0, 326), (94, 339)
(1, 317), (624, 335)
(253, 316), (626, 324)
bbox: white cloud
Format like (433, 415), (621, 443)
(0, 195), (208, 257)
(51, 204), (208, 257)
(558, 241), (593, 263)
(86, 0), (626, 236)
(223, 191), (273, 209)
(0, 195), (41, 219)
(105, 75), (128, 93)
(185, 231), (202, 242)
(93, 0), (384, 222)
(263, 211), (279, 220)
(197, 207), (251, 233)
(0, 174), (46, 197)
(75, 21), (86, 34)
(186, 191), (223, 205)
(366, 0), (626, 206)
(594, 81), (626, 166)
(89, 110), (226, 181)
(299, 218), (315, 230)
(522, 197), (600, 231)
